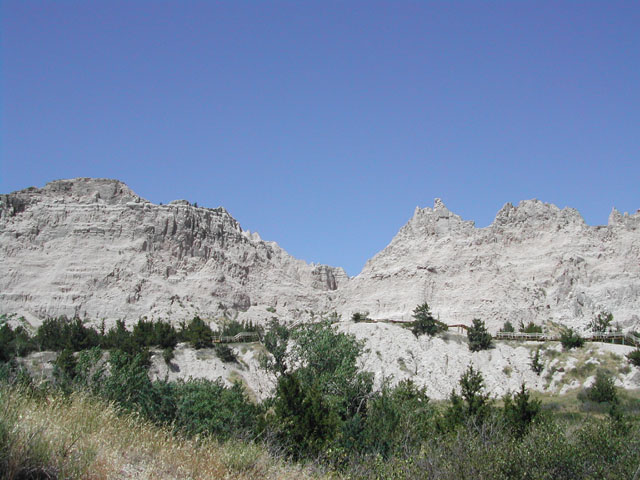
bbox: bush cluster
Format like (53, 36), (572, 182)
(560, 328), (585, 350)
(2, 310), (639, 478)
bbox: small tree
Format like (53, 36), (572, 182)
(54, 348), (77, 382)
(467, 319), (492, 352)
(530, 348), (544, 375)
(503, 383), (541, 438)
(590, 311), (614, 333)
(500, 321), (515, 333)
(214, 344), (237, 363)
(584, 370), (618, 404)
(519, 321), (543, 334)
(560, 328), (585, 350)
(180, 316), (213, 349)
(442, 365), (491, 429)
(411, 303), (444, 337)
(626, 348), (640, 367)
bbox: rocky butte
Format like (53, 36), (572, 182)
(2, 177), (640, 398)
(2, 177), (638, 332)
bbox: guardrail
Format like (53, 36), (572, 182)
(495, 331), (640, 347)
(213, 331), (261, 343)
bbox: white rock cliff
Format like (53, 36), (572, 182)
(2, 178), (640, 398)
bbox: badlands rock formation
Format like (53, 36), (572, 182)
(3, 178), (640, 398)
(1, 178), (639, 334)
(0, 178), (347, 326)
(338, 198), (640, 333)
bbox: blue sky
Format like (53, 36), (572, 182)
(1, 1), (639, 276)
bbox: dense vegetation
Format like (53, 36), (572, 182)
(1, 312), (640, 479)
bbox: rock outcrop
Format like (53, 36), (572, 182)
(1, 179), (638, 335)
(0, 178), (347, 326)
(338, 198), (640, 332)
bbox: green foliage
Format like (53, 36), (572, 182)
(467, 318), (493, 351)
(626, 348), (640, 367)
(519, 321), (543, 334)
(361, 379), (433, 458)
(0, 323), (37, 361)
(174, 378), (258, 440)
(503, 383), (541, 438)
(219, 319), (261, 337)
(101, 319), (131, 349)
(500, 320), (515, 333)
(179, 316), (213, 349)
(584, 370), (618, 404)
(531, 348), (544, 375)
(101, 350), (157, 417)
(560, 328), (585, 350)
(590, 311), (614, 333)
(162, 347), (175, 365)
(53, 348), (77, 384)
(410, 303), (444, 337)
(442, 365), (491, 430)
(36, 316), (100, 352)
(214, 344), (237, 363)
(261, 318), (290, 374)
(265, 319), (374, 460)
(272, 373), (339, 459)
(351, 312), (370, 323)
(132, 319), (178, 349)
(287, 319), (373, 420)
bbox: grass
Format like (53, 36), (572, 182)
(0, 385), (332, 480)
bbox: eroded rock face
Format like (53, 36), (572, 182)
(0, 178), (347, 326)
(338, 198), (640, 333)
(1, 179), (638, 336)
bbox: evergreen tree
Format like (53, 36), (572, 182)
(467, 318), (493, 351)
(530, 348), (544, 375)
(411, 303), (444, 337)
(503, 383), (541, 438)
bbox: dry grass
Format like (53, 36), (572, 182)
(0, 385), (334, 480)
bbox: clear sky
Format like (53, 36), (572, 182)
(1, 1), (639, 276)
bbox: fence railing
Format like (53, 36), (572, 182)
(495, 331), (639, 347)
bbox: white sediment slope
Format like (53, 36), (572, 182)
(2, 178), (639, 398)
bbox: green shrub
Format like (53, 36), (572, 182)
(53, 348), (77, 383)
(519, 321), (543, 334)
(361, 379), (433, 458)
(36, 316), (100, 352)
(503, 383), (541, 438)
(162, 347), (175, 365)
(500, 320), (515, 333)
(531, 348), (544, 375)
(351, 312), (370, 323)
(584, 370), (618, 404)
(271, 373), (339, 460)
(180, 316), (213, 349)
(174, 378), (258, 440)
(0, 324), (37, 361)
(411, 303), (445, 337)
(467, 318), (492, 351)
(626, 348), (640, 367)
(441, 365), (491, 430)
(590, 311), (614, 333)
(261, 318), (290, 374)
(101, 350), (156, 418)
(214, 344), (237, 363)
(560, 328), (585, 350)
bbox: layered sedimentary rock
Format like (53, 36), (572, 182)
(0, 178), (347, 325)
(338, 198), (640, 332)
(1, 178), (638, 335)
